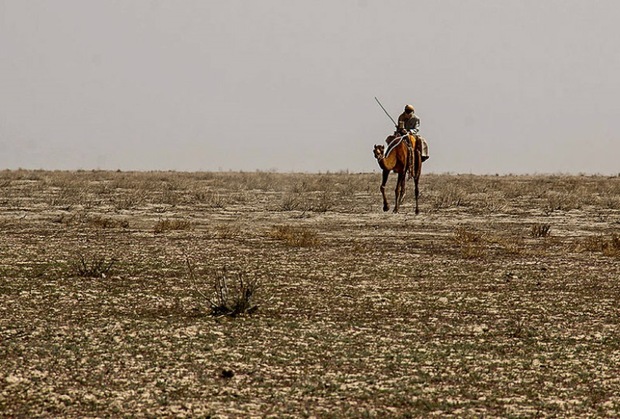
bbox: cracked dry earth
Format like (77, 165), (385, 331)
(1, 170), (619, 418)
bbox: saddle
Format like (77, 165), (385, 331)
(386, 132), (429, 177)
(398, 132), (430, 162)
(385, 133), (415, 179)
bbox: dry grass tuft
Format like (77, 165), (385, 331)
(531, 223), (552, 238)
(453, 227), (485, 244)
(432, 184), (466, 209)
(88, 215), (130, 229)
(269, 225), (321, 247)
(153, 218), (192, 233)
(578, 233), (620, 256)
(452, 227), (486, 258)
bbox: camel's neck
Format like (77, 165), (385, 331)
(377, 152), (398, 171)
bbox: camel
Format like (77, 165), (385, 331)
(372, 133), (422, 214)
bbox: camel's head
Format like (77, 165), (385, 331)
(373, 144), (385, 160)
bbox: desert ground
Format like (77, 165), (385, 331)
(1, 169), (619, 417)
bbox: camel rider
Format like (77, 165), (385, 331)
(396, 104), (429, 163)
(397, 104), (420, 136)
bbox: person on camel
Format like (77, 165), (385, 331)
(397, 104), (420, 136)
(396, 104), (429, 163)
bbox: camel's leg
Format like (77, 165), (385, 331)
(399, 175), (407, 204)
(394, 172), (406, 213)
(413, 152), (422, 215)
(399, 175), (407, 205)
(380, 170), (390, 212)
(413, 176), (419, 215)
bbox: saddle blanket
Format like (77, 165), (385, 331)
(385, 134), (408, 158)
(385, 135), (429, 161)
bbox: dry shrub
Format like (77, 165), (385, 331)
(460, 245), (485, 259)
(432, 184), (466, 210)
(160, 189), (181, 206)
(113, 192), (147, 210)
(599, 194), (620, 210)
(47, 186), (87, 208)
(452, 227), (486, 258)
(231, 171), (281, 191)
(88, 215), (129, 229)
(310, 191), (335, 213)
(154, 218), (192, 233)
(507, 317), (537, 340)
(186, 260), (259, 317)
(269, 225), (321, 247)
(503, 180), (532, 200)
(453, 227), (485, 245)
(196, 190), (226, 208)
(481, 192), (508, 212)
(451, 226), (524, 258)
(72, 254), (117, 278)
(544, 190), (582, 213)
(279, 193), (301, 211)
(495, 236), (525, 256)
(279, 191), (334, 213)
(531, 223), (552, 238)
(291, 180), (311, 194)
(578, 234), (620, 256)
(212, 224), (242, 240)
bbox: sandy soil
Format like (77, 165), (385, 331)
(1, 170), (619, 417)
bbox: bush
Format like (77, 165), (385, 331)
(154, 218), (192, 233)
(72, 254), (116, 278)
(186, 260), (259, 317)
(269, 225), (321, 247)
(451, 227), (486, 259)
(579, 234), (620, 257)
(531, 223), (551, 238)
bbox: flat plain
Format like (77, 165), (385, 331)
(1, 170), (619, 418)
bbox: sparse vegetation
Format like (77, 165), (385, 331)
(531, 223), (552, 238)
(72, 254), (117, 278)
(269, 225), (321, 247)
(186, 260), (259, 317)
(153, 218), (192, 233)
(1, 170), (619, 417)
(579, 233), (620, 256)
(452, 227), (487, 258)
(278, 193), (301, 211)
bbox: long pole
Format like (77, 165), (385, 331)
(374, 97), (397, 127)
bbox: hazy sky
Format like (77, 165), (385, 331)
(2, 1), (619, 174)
